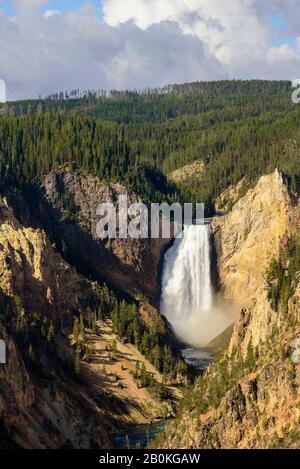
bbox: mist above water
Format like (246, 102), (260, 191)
(160, 224), (236, 347)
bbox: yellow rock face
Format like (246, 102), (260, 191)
(0, 196), (92, 318)
(213, 170), (291, 306)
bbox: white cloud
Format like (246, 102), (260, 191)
(0, 2), (225, 100)
(104, 0), (300, 77)
(264, 38), (300, 80)
(43, 10), (60, 18)
(104, 0), (186, 29)
(103, 0), (269, 60)
(267, 44), (298, 63)
(0, 0), (299, 100)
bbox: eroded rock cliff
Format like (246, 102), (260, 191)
(212, 170), (292, 308)
(0, 194), (114, 448)
(212, 169), (298, 349)
(40, 168), (171, 306)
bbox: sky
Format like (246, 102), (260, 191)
(0, 0), (299, 100)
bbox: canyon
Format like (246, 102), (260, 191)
(1, 167), (299, 449)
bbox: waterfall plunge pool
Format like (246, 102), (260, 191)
(181, 347), (213, 370)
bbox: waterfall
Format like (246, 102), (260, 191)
(160, 224), (214, 346)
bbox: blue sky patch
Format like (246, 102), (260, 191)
(0, 0), (14, 16)
(273, 36), (297, 48)
(269, 11), (296, 49)
(1, 0), (103, 17)
(270, 12), (288, 30)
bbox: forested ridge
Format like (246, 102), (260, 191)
(3, 80), (293, 123)
(0, 80), (299, 214)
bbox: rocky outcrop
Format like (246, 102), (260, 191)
(168, 160), (204, 183)
(212, 170), (292, 308)
(215, 178), (246, 212)
(0, 195), (94, 318)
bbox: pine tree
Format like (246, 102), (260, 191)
(92, 312), (97, 333)
(79, 313), (85, 342)
(291, 174), (297, 194)
(245, 339), (255, 370)
(151, 345), (161, 371)
(162, 345), (172, 375)
(47, 321), (55, 343)
(112, 339), (118, 353)
(97, 304), (104, 322)
(14, 296), (26, 332)
(28, 344), (35, 362)
(73, 317), (79, 342)
(134, 361), (141, 380)
(140, 363), (148, 388)
(75, 345), (81, 374)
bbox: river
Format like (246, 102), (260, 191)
(112, 347), (212, 449)
(112, 420), (168, 449)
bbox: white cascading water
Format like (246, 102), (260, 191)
(161, 224), (217, 346)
